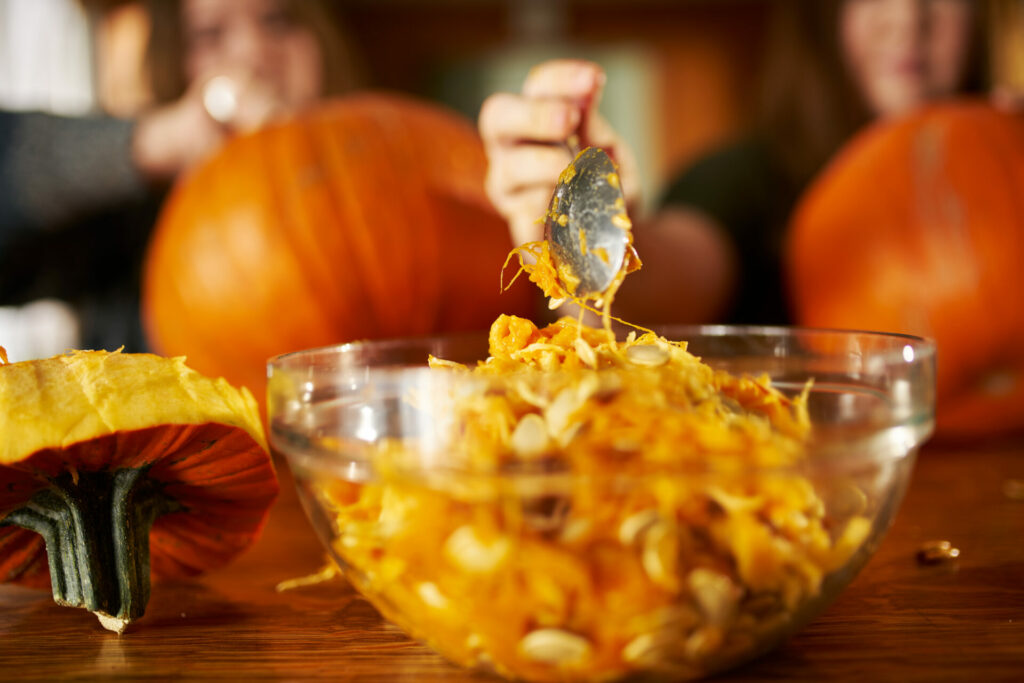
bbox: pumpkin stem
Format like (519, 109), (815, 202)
(0, 467), (180, 633)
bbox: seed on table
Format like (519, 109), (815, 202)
(916, 539), (960, 565)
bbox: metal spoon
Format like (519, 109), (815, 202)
(544, 147), (633, 299)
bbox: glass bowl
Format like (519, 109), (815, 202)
(267, 326), (935, 681)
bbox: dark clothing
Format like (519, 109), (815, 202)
(0, 111), (161, 352)
(658, 137), (801, 326)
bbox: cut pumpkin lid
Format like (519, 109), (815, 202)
(0, 348), (278, 632)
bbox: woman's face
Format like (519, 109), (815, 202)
(183, 0), (323, 107)
(840, 0), (974, 117)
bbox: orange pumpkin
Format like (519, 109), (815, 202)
(143, 93), (532, 405)
(0, 349), (277, 632)
(787, 101), (1024, 438)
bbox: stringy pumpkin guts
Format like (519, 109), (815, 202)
(302, 308), (874, 680)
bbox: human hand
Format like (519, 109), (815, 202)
(132, 69), (294, 181)
(199, 71), (291, 134)
(479, 59), (640, 246)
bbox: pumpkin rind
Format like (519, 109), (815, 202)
(0, 350), (278, 631)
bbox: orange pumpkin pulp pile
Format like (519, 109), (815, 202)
(300, 153), (870, 681)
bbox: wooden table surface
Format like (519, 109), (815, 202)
(2, 439), (1023, 681)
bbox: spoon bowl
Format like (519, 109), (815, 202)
(544, 147), (632, 299)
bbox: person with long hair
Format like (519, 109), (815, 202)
(480, 0), (987, 326)
(130, 0), (362, 177)
(0, 0), (361, 358)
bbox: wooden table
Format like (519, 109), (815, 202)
(2, 440), (1023, 681)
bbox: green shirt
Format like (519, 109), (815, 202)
(659, 137), (801, 325)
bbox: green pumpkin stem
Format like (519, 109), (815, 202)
(0, 467), (179, 633)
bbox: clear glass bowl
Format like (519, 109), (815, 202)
(268, 326), (935, 681)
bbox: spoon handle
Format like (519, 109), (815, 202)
(566, 95), (615, 162)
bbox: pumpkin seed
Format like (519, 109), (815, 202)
(575, 371), (601, 404)
(618, 509), (661, 546)
(707, 486), (763, 514)
(555, 421), (583, 448)
(513, 379), (549, 409)
(684, 625), (724, 659)
(545, 387), (581, 440)
(416, 581), (449, 610)
(444, 525), (510, 573)
(621, 632), (670, 666)
(466, 632), (484, 650)
(916, 539), (960, 565)
(559, 517), (592, 543)
(688, 568), (740, 626)
(626, 344), (669, 367)
(518, 628), (592, 665)
(509, 413), (550, 459)
(642, 520), (681, 592)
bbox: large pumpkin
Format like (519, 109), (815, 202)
(787, 101), (1024, 438)
(143, 93), (532, 405)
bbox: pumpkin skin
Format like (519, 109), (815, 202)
(143, 93), (532, 404)
(787, 101), (1024, 438)
(0, 349), (277, 632)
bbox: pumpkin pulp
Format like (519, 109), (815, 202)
(1, 466), (181, 632)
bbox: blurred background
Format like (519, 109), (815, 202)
(2, 1), (1023, 403)
(4, 1), (1023, 198)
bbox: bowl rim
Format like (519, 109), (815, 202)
(267, 323), (938, 368)
(267, 325), (936, 481)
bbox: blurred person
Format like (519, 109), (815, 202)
(0, 0), (361, 359)
(480, 0), (989, 326)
